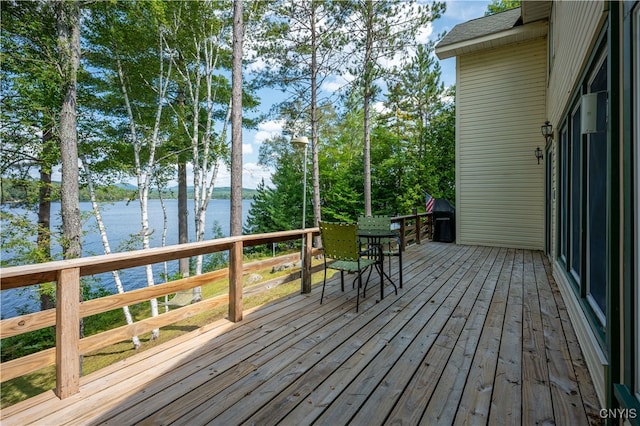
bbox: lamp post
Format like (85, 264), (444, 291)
(291, 136), (309, 292)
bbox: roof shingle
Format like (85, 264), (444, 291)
(437, 7), (522, 48)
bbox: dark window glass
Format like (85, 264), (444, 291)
(587, 59), (607, 319)
(559, 128), (568, 262)
(570, 108), (582, 283)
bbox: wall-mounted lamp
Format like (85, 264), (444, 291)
(537, 121), (552, 165)
(535, 146), (544, 164)
(540, 120), (553, 140)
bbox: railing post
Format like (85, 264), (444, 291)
(416, 213), (422, 245)
(229, 240), (243, 322)
(400, 218), (406, 251)
(301, 231), (313, 294)
(56, 267), (81, 399)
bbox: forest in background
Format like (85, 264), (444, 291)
(0, 0), (518, 396)
(0, 179), (258, 203)
(1, 0), (459, 351)
(2, 0), (455, 269)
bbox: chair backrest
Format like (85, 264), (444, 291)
(357, 215), (391, 231)
(319, 221), (360, 261)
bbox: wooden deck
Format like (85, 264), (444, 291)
(1, 242), (602, 425)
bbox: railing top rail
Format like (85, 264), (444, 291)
(0, 228), (320, 290)
(392, 212), (432, 221)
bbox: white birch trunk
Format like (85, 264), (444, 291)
(80, 158), (141, 348)
(115, 25), (172, 339)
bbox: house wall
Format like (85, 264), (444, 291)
(456, 37), (547, 250)
(546, 0), (609, 407)
(547, 1), (607, 125)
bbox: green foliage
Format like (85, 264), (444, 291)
(485, 0), (521, 15)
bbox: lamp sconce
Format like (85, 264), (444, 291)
(537, 120), (552, 165)
(540, 120), (553, 141)
(535, 146), (544, 164)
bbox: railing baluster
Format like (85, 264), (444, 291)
(228, 240), (243, 322)
(302, 231), (313, 294)
(56, 267), (81, 399)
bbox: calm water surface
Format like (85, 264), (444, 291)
(1, 199), (252, 318)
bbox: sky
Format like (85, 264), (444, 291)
(217, 0), (492, 190)
(61, 1), (489, 191)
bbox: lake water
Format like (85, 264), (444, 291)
(0, 199), (253, 318)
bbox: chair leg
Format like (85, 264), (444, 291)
(356, 269), (362, 312)
(340, 271), (345, 292)
(398, 251), (403, 289)
(321, 259), (327, 304)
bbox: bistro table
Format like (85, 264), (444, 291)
(357, 228), (399, 302)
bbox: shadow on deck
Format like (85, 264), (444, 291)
(1, 242), (603, 425)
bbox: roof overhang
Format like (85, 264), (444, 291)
(435, 20), (548, 60)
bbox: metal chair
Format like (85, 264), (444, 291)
(319, 221), (377, 312)
(357, 216), (403, 289)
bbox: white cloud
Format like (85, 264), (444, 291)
(321, 74), (352, 93)
(373, 101), (389, 115)
(243, 162), (273, 188)
(253, 119), (285, 145)
(212, 161), (272, 189)
(416, 22), (434, 45)
(242, 143), (253, 155)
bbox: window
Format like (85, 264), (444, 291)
(569, 106), (582, 284)
(586, 56), (608, 323)
(559, 126), (568, 263)
(556, 45), (609, 339)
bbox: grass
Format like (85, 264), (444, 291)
(0, 257), (332, 409)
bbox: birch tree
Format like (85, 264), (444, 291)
(162, 1), (234, 278)
(85, 2), (175, 339)
(80, 158), (141, 348)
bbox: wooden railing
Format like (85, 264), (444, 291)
(394, 212), (433, 248)
(0, 212), (431, 400)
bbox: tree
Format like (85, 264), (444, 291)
(246, 135), (308, 234)
(377, 41), (454, 210)
(230, 0), (243, 237)
(54, 0), (82, 261)
(1, 0), (62, 309)
(256, 0), (349, 240)
(84, 2), (178, 338)
(485, 0), (521, 15)
(342, 0), (445, 215)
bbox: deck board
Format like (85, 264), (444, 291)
(0, 243), (602, 426)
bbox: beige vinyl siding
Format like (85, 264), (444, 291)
(547, 2), (606, 259)
(548, 1), (606, 123)
(457, 37), (547, 250)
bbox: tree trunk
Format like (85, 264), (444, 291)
(81, 158), (141, 348)
(230, 0), (243, 237)
(55, 0), (82, 260)
(38, 127), (54, 311)
(310, 2), (322, 247)
(178, 162), (189, 277)
(363, 0), (375, 217)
